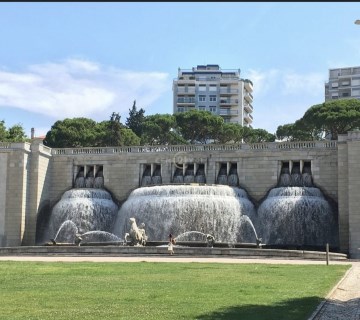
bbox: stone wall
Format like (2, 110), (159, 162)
(1, 137), (359, 257)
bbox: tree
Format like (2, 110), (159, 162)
(125, 100), (145, 137)
(0, 120), (7, 142)
(7, 124), (27, 142)
(141, 114), (186, 145)
(300, 99), (360, 140)
(276, 122), (318, 141)
(174, 110), (224, 144)
(215, 122), (244, 144)
(97, 120), (141, 146)
(121, 128), (141, 146)
(44, 118), (99, 148)
(0, 121), (27, 142)
(242, 127), (276, 143)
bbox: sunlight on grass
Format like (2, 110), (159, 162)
(0, 262), (350, 320)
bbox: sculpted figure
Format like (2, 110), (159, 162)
(125, 218), (147, 246)
(206, 234), (215, 248)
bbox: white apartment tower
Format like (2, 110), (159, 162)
(325, 66), (360, 101)
(173, 65), (253, 126)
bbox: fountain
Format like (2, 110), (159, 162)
(255, 162), (338, 248)
(113, 184), (256, 244)
(41, 159), (338, 255)
(43, 189), (119, 244)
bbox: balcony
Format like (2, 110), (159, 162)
(244, 103), (253, 113)
(219, 89), (239, 94)
(177, 88), (195, 94)
(244, 92), (253, 102)
(244, 80), (253, 92)
(219, 78), (240, 84)
(244, 112), (253, 123)
(220, 98), (239, 105)
(219, 109), (239, 116)
(176, 78), (196, 84)
(177, 97), (195, 104)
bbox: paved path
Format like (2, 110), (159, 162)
(0, 255), (359, 319)
(309, 262), (360, 320)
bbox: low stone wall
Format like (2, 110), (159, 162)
(0, 245), (348, 260)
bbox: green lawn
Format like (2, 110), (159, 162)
(0, 261), (350, 320)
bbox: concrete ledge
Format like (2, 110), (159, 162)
(0, 246), (348, 261)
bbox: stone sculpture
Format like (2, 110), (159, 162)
(124, 217), (147, 246)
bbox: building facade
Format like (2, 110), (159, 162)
(325, 66), (360, 101)
(173, 65), (253, 126)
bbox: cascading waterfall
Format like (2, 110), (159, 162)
(256, 186), (338, 247)
(44, 189), (118, 243)
(113, 184), (256, 243)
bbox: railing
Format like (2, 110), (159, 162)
(177, 88), (196, 94)
(219, 109), (239, 116)
(51, 140), (338, 156)
(220, 99), (239, 104)
(219, 89), (239, 94)
(0, 142), (31, 151)
(177, 97), (196, 103)
(0, 142), (11, 149)
(244, 103), (253, 112)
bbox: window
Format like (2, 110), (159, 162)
(199, 95), (206, 102)
(198, 85), (206, 91)
(209, 85), (217, 91)
(198, 106), (206, 111)
(177, 107), (185, 112)
(352, 89), (360, 96)
(331, 82), (339, 88)
(209, 106), (217, 113)
(209, 95), (217, 102)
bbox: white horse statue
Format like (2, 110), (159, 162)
(124, 217), (147, 246)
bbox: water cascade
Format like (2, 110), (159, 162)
(195, 164), (206, 184)
(44, 189), (118, 243)
(113, 184), (256, 243)
(217, 164), (228, 185)
(184, 164), (195, 183)
(142, 165), (162, 186)
(228, 163), (239, 186)
(141, 165), (152, 186)
(216, 163), (238, 186)
(151, 165), (162, 185)
(256, 162), (338, 247)
(74, 166), (104, 189)
(173, 167), (184, 183)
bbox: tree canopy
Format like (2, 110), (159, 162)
(174, 109), (224, 144)
(300, 99), (360, 140)
(125, 100), (145, 137)
(141, 114), (186, 145)
(276, 99), (360, 141)
(44, 116), (140, 148)
(0, 120), (27, 142)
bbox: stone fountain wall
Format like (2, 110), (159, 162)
(0, 132), (360, 257)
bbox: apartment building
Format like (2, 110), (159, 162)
(172, 65), (253, 127)
(325, 66), (360, 101)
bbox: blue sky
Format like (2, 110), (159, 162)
(1, 2), (360, 138)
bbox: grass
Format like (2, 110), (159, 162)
(0, 261), (350, 320)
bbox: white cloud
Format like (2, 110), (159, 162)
(246, 68), (326, 133)
(0, 58), (170, 120)
(282, 72), (326, 96)
(247, 68), (280, 97)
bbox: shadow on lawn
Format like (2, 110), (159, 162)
(196, 296), (325, 320)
